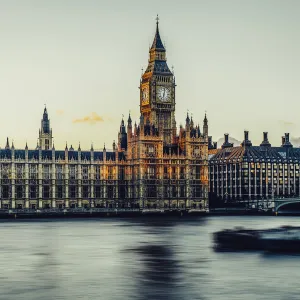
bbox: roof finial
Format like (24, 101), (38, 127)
(186, 110), (190, 124)
(5, 137), (9, 149)
(156, 14), (159, 26)
(128, 111), (132, 124)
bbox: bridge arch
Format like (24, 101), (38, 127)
(276, 201), (300, 212)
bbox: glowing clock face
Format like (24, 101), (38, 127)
(157, 86), (170, 102)
(142, 88), (148, 101)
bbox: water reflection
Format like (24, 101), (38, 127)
(127, 216), (207, 300)
(134, 243), (183, 300)
(0, 217), (300, 300)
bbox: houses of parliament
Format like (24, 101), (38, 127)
(0, 20), (209, 211)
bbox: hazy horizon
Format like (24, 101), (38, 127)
(0, 0), (299, 150)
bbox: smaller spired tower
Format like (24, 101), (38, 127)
(203, 113), (208, 137)
(39, 106), (53, 150)
(118, 116), (127, 151)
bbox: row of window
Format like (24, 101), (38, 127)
(212, 176), (299, 180)
(0, 186), (120, 199)
(211, 170), (300, 174)
(213, 164), (300, 169)
(214, 179), (297, 184)
(0, 166), (125, 180)
(0, 186), (206, 199)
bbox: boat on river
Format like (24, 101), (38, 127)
(213, 226), (300, 253)
(260, 227), (300, 253)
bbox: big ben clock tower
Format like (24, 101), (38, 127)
(140, 16), (176, 145)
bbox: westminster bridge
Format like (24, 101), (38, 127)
(273, 197), (300, 213)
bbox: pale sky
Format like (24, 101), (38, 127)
(0, 0), (299, 150)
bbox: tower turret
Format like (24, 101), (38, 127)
(203, 113), (208, 137)
(185, 112), (190, 130)
(127, 113), (132, 127)
(5, 137), (10, 150)
(39, 106), (53, 150)
(190, 115), (194, 128)
(118, 116), (127, 150)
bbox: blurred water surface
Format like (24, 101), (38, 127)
(0, 216), (299, 300)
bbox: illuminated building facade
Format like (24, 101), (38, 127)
(0, 20), (209, 211)
(209, 131), (300, 209)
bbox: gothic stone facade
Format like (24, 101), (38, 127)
(0, 21), (209, 210)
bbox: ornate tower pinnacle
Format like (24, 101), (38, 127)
(39, 106), (53, 150)
(127, 112), (132, 126)
(149, 15), (166, 62)
(5, 137), (10, 149)
(118, 116), (127, 150)
(203, 112), (208, 137)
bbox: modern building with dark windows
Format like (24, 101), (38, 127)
(0, 19), (209, 211)
(209, 131), (300, 210)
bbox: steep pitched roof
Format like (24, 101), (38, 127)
(150, 20), (165, 51)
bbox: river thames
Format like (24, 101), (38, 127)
(0, 216), (299, 300)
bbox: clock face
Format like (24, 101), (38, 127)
(157, 86), (171, 102)
(142, 88), (148, 101)
(141, 87), (149, 105)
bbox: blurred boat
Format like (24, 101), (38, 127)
(213, 227), (261, 251)
(213, 226), (300, 253)
(260, 227), (300, 253)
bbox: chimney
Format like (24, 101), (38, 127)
(241, 130), (252, 147)
(225, 134), (229, 144)
(281, 136), (286, 146)
(208, 136), (215, 150)
(222, 133), (233, 149)
(282, 133), (293, 148)
(285, 133), (289, 143)
(260, 132), (271, 147)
